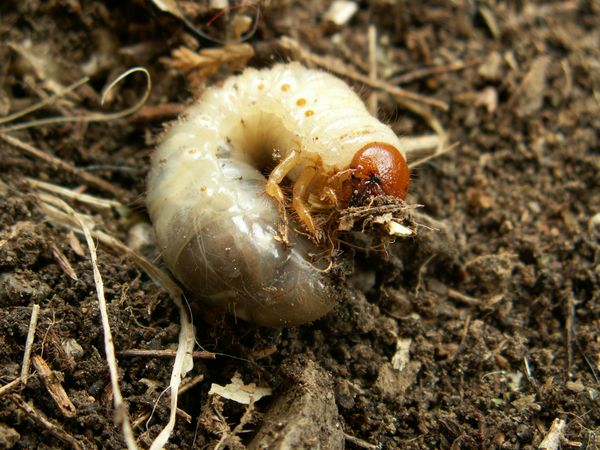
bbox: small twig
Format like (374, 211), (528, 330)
(49, 242), (78, 281)
(132, 406), (193, 430)
(177, 407), (192, 424)
(133, 374), (204, 430)
(367, 24), (378, 116)
(119, 349), (215, 359)
(511, 1), (577, 26)
(179, 373), (206, 394)
(131, 411), (152, 430)
(127, 103), (185, 124)
(392, 96), (447, 153)
(1, 304), (41, 396)
(0, 378), (22, 397)
(23, 77), (73, 118)
(8, 394), (83, 450)
(214, 400), (256, 450)
(447, 288), (482, 306)
(31, 355), (77, 417)
(560, 59), (573, 100)
(406, 140), (458, 169)
(343, 432), (379, 449)
(414, 254), (435, 294)
(1, 134), (128, 198)
(232, 399), (256, 433)
(523, 357), (543, 399)
(388, 60), (477, 85)
(26, 178), (125, 212)
(0, 77), (89, 125)
(251, 345), (277, 360)
(280, 36), (448, 110)
(20, 304), (40, 384)
(448, 316), (471, 362)
(565, 289), (575, 381)
(401, 134), (440, 154)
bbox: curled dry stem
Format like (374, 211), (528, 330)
(0, 67), (151, 133)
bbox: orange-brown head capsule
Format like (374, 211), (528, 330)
(349, 142), (410, 201)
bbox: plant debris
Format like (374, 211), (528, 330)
(0, 0), (598, 448)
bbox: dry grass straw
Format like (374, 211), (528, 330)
(20, 304), (40, 383)
(0, 67), (152, 199)
(39, 193), (138, 449)
(0, 67), (151, 133)
(35, 188), (195, 450)
(0, 63), (200, 448)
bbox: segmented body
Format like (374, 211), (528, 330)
(147, 63), (409, 326)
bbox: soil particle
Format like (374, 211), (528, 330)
(1, 0), (599, 449)
(248, 354), (344, 450)
(374, 360), (421, 402)
(0, 422), (20, 448)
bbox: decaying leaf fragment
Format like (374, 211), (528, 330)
(208, 372), (272, 405)
(338, 195), (417, 237)
(163, 44), (254, 87)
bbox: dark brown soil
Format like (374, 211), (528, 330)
(0, 1), (598, 449)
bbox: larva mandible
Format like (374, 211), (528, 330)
(147, 62), (410, 327)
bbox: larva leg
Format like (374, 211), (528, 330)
(265, 149), (302, 245)
(265, 149), (301, 203)
(292, 166), (318, 237)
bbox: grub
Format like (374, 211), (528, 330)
(0, 1), (598, 448)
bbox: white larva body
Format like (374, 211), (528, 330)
(147, 63), (406, 327)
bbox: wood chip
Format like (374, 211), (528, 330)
(539, 418), (566, 450)
(509, 56), (551, 117)
(31, 355), (77, 417)
(323, 1), (358, 27)
(50, 243), (78, 280)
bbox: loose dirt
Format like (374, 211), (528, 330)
(0, 1), (598, 449)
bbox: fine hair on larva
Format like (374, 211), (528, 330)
(147, 62), (410, 327)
